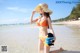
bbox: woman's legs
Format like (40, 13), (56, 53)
(38, 39), (44, 53)
(44, 45), (50, 53)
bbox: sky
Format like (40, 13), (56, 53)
(0, 0), (80, 24)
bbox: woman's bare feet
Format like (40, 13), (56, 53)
(50, 47), (64, 53)
(59, 47), (64, 52)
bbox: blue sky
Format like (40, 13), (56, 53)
(0, 0), (79, 24)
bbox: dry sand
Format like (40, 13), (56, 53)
(53, 20), (80, 26)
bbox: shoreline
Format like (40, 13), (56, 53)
(52, 20), (80, 26)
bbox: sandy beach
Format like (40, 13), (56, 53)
(53, 20), (80, 26)
(0, 24), (80, 53)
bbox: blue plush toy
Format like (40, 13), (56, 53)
(45, 33), (55, 46)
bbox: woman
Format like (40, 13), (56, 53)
(30, 3), (63, 53)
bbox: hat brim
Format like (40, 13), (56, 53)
(34, 5), (42, 13)
(34, 4), (52, 15)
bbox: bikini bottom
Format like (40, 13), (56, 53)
(39, 35), (54, 46)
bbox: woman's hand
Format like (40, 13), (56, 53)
(32, 11), (36, 15)
(49, 30), (56, 42)
(52, 31), (56, 42)
(54, 35), (56, 42)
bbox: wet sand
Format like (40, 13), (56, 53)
(0, 24), (80, 53)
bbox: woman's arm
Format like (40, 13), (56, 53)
(30, 11), (38, 23)
(47, 18), (54, 34)
(47, 18), (56, 41)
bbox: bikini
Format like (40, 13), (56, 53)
(35, 17), (54, 46)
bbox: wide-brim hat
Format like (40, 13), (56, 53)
(34, 3), (52, 15)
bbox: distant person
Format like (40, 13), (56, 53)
(30, 3), (63, 53)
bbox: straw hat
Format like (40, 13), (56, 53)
(34, 3), (52, 15)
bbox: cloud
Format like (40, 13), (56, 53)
(0, 18), (30, 24)
(7, 7), (32, 13)
(0, 18), (18, 24)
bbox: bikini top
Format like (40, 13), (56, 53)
(35, 17), (48, 27)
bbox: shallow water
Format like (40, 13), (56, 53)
(0, 24), (80, 53)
